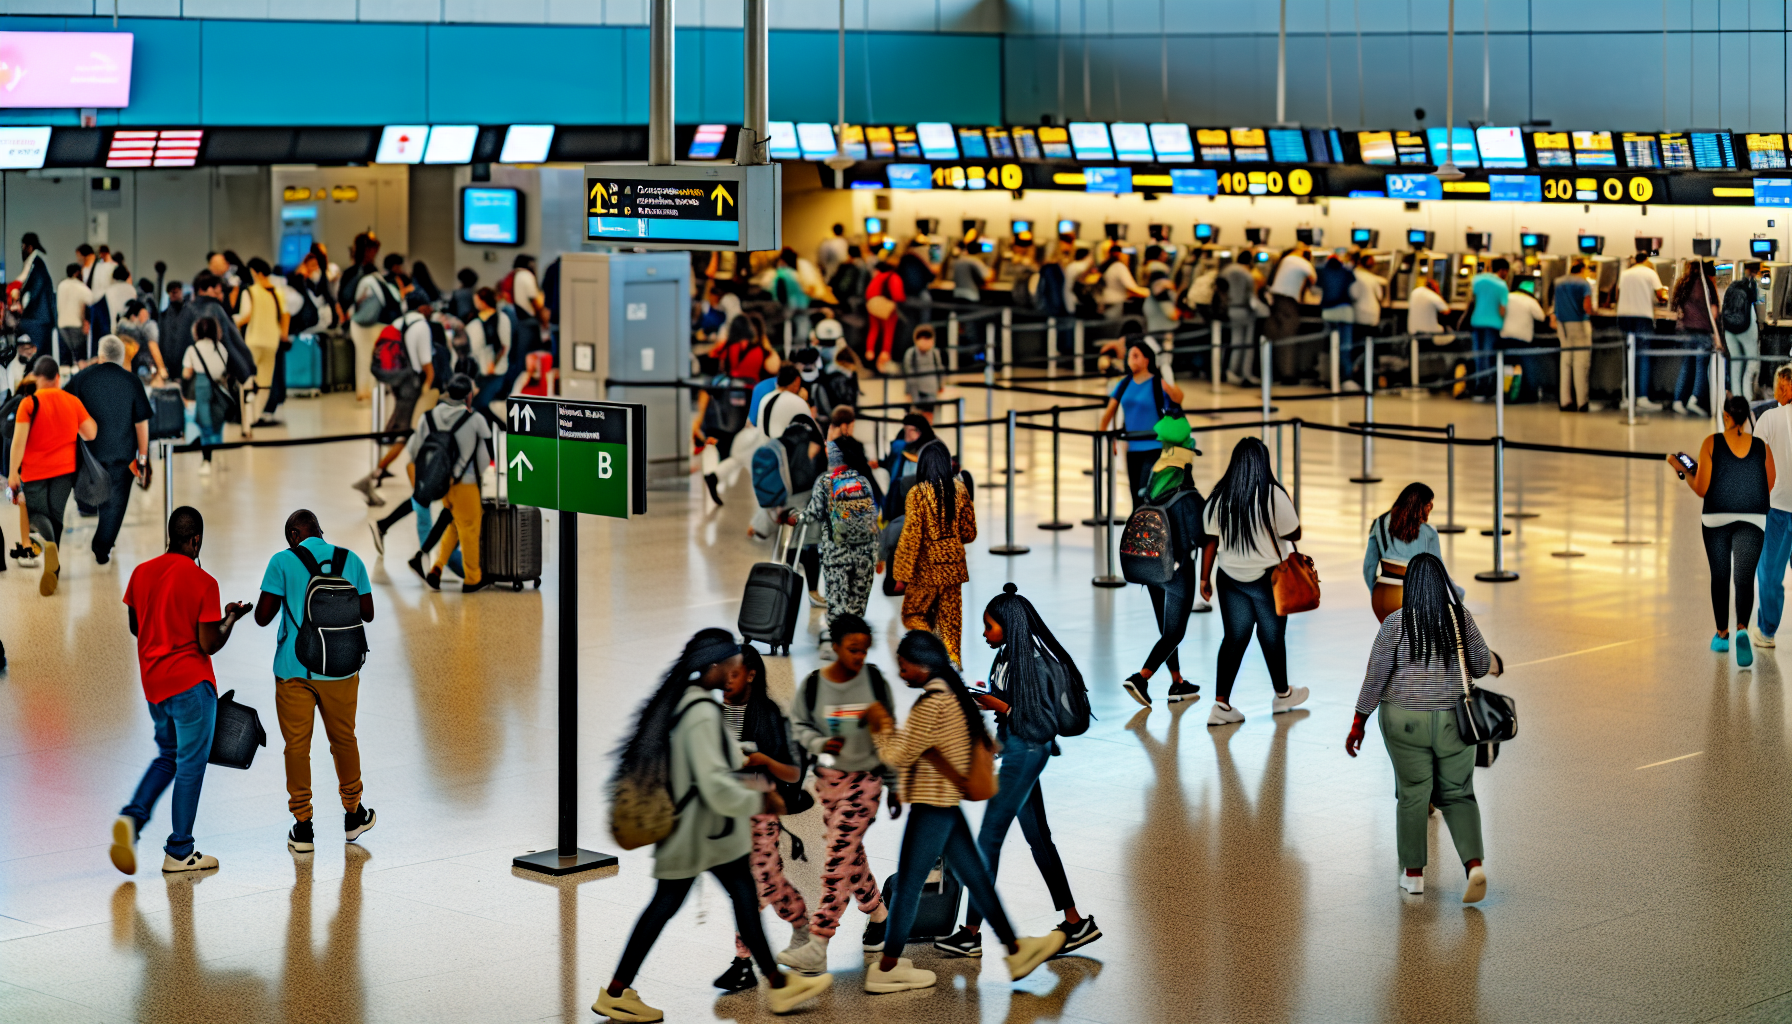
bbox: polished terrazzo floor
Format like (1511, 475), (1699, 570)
(1, 372), (1788, 1024)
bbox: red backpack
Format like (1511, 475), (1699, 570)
(372, 322), (412, 377)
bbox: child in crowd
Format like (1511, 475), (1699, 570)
(902, 325), (944, 420)
(794, 436), (881, 640)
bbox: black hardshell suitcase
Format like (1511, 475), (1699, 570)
(148, 385), (185, 440)
(481, 499), (542, 590)
(879, 860), (962, 941)
(323, 332), (357, 393)
(739, 523), (803, 655)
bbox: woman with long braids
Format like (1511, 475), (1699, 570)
(1345, 554), (1501, 903)
(1363, 482), (1456, 622)
(595, 629), (831, 1022)
(893, 443), (977, 663)
(932, 584), (1102, 959)
(1199, 436), (1308, 726)
(862, 630), (1065, 994)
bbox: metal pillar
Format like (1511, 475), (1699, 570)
(735, 0), (769, 166)
(991, 409), (1030, 555)
(1040, 406), (1072, 529)
(647, 0), (675, 166)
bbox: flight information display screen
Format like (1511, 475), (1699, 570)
(957, 126), (988, 158)
(1425, 127), (1478, 167)
(797, 123), (838, 160)
(1230, 127), (1268, 161)
(886, 164), (931, 189)
(1621, 132), (1660, 168)
(1110, 122), (1154, 161)
(864, 126), (895, 159)
(766, 122), (801, 160)
(1357, 131), (1427, 165)
(1011, 127), (1042, 159)
(1489, 174), (1542, 202)
(1170, 168), (1218, 195)
(1267, 129), (1307, 163)
(1656, 132), (1693, 168)
(1085, 167), (1132, 193)
(892, 126), (922, 158)
(1475, 126), (1526, 168)
(1692, 132), (1736, 169)
(1150, 123), (1194, 162)
(1197, 129), (1231, 161)
(1069, 122), (1114, 160)
(916, 122), (958, 160)
(1753, 178), (1792, 206)
(985, 127), (1015, 158)
(1532, 131), (1573, 167)
(1572, 130), (1616, 166)
(685, 124), (727, 160)
(1746, 133), (1787, 170)
(1037, 126), (1073, 159)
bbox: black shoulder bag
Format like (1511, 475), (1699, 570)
(1451, 608), (1517, 767)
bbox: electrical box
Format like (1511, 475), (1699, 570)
(558, 251), (691, 490)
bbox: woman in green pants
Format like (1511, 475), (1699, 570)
(1345, 553), (1503, 903)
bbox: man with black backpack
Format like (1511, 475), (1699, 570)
(351, 290), (436, 505)
(400, 373), (492, 592)
(254, 509), (376, 854)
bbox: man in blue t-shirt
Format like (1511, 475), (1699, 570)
(252, 509), (377, 854)
(1467, 258), (1511, 398)
(1553, 262), (1595, 411)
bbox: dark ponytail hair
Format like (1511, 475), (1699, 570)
(983, 583), (1083, 743)
(1724, 394), (1754, 432)
(896, 630), (989, 749)
(611, 628), (740, 794)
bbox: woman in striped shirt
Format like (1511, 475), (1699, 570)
(862, 630), (1064, 994)
(1345, 554), (1502, 903)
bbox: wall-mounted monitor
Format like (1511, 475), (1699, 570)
(863, 126), (895, 159)
(1149, 123), (1194, 162)
(1267, 128), (1307, 163)
(766, 121), (801, 160)
(1520, 232), (1548, 251)
(0, 31), (133, 108)
(1085, 166), (1131, 194)
(1193, 223), (1217, 243)
(916, 122), (958, 160)
(1011, 127), (1042, 159)
(1424, 127), (1478, 167)
(1571, 130), (1616, 166)
(1037, 126), (1073, 160)
(1621, 132), (1661, 168)
(1577, 235), (1604, 254)
(501, 124), (555, 163)
(797, 122), (838, 160)
(423, 125), (477, 164)
(1110, 122), (1154, 161)
(1465, 231), (1493, 251)
(375, 125), (429, 164)
(1350, 227), (1377, 247)
(0, 126), (52, 169)
(1068, 122), (1114, 160)
(1654, 132), (1693, 168)
(1230, 127), (1268, 161)
(461, 186), (522, 245)
(985, 127), (1015, 158)
(957, 126), (989, 159)
(1011, 219), (1032, 238)
(685, 123), (728, 160)
(1634, 235), (1662, 255)
(1692, 237), (1719, 257)
(1197, 128), (1231, 161)
(864, 216), (882, 235)
(840, 125), (867, 161)
(886, 164), (931, 189)
(1529, 131), (1571, 167)
(1058, 219), (1079, 237)
(1243, 227), (1270, 245)
(1751, 238), (1780, 259)
(1295, 227), (1323, 245)
(892, 126), (921, 158)
(1691, 131), (1736, 169)
(1406, 230), (1432, 248)
(1475, 126), (1526, 168)
(1746, 133), (1787, 170)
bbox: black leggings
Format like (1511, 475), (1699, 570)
(1144, 567), (1197, 674)
(1215, 570), (1288, 704)
(1125, 448), (1157, 510)
(1702, 521), (1765, 631)
(613, 854), (779, 989)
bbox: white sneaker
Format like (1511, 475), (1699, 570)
(1206, 702), (1245, 726)
(864, 957), (936, 994)
(1687, 400), (1709, 418)
(1192, 598), (1212, 613)
(1672, 400), (1688, 415)
(782, 926), (811, 954)
(808, 589), (828, 609)
(592, 987), (663, 1023)
(1463, 863), (1488, 904)
(1635, 397), (1663, 411)
(1751, 625), (1776, 648)
(1272, 686), (1310, 713)
(776, 932), (828, 975)
(1399, 871), (1424, 895)
(1003, 932), (1067, 981)
(109, 815), (139, 875)
(1343, 380), (1362, 392)
(198, 459), (213, 476)
(161, 850), (219, 873)
(766, 971), (833, 1015)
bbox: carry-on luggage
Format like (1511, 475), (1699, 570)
(739, 522), (804, 655)
(879, 860), (962, 941)
(323, 333), (357, 393)
(285, 334), (323, 394)
(480, 499), (543, 590)
(148, 385), (186, 440)
(208, 689), (268, 770)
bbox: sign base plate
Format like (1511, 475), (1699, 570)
(513, 848), (619, 876)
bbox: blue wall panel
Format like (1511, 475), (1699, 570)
(425, 25), (625, 124)
(200, 21), (427, 124)
(108, 20), (200, 126)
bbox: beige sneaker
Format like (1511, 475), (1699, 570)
(38, 540), (58, 596)
(766, 970), (832, 1015)
(1751, 625), (1776, 648)
(161, 850), (218, 873)
(1003, 932), (1067, 982)
(864, 957), (936, 993)
(591, 987), (663, 1023)
(109, 815), (139, 875)
(1463, 863), (1488, 904)
(775, 932), (827, 974)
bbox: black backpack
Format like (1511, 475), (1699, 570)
(427, 318), (455, 385)
(288, 546), (366, 678)
(1118, 490), (1197, 586)
(1721, 278), (1756, 335)
(289, 281), (320, 334)
(411, 408), (475, 505)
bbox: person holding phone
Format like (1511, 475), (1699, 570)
(1671, 394), (1775, 666)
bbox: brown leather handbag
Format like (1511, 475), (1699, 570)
(1270, 537), (1321, 615)
(922, 740), (998, 801)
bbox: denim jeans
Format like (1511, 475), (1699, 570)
(122, 681), (217, 858)
(1215, 569), (1288, 704)
(1325, 320), (1355, 385)
(1144, 565), (1198, 674)
(1758, 509), (1792, 637)
(1617, 316), (1656, 399)
(91, 459), (136, 560)
(882, 803), (1014, 957)
(1225, 308), (1256, 380)
(1673, 332), (1711, 406)
(1469, 327), (1501, 395)
(963, 736), (1075, 930)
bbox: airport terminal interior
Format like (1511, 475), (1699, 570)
(2, 2), (1792, 1022)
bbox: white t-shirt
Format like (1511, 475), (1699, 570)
(757, 388), (808, 441)
(182, 339), (228, 380)
(467, 311), (511, 376)
(99, 281), (137, 327)
(1407, 286), (1450, 334)
(1064, 258), (1092, 310)
(818, 236), (849, 279)
(1500, 290), (1547, 341)
(511, 267), (541, 313)
(1756, 404), (1792, 513)
(1269, 254), (1315, 300)
(56, 278), (92, 328)
(1100, 261), (1140, 306)
(1617, 264), (1664, 319)
(396, 311), (435, 376)
(1203, 485), (1301, 583)
(1353, 268), (1386, 326)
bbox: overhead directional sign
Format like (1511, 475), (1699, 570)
(584, 162), (780, 251)
(506, 396), (647, 518)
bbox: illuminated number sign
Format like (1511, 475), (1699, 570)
(1538, 175), (1657, 204)
(925, 163), (1024, 191)
(1216, 169), (1290, 195)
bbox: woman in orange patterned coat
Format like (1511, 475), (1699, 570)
(892, 443), (977, 663)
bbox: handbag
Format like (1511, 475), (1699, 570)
(1449, 608), (1517, 768)
(919, 704), (999, 802)
(1269, 534), (1321, 615)
(208, 689), (268, 770)
(73, 437), (112, 508)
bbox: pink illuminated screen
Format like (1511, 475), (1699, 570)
(0, 32), (133, 109)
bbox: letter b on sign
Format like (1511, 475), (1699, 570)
(599, 451), (613, 478)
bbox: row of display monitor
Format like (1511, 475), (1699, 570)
(0, 124), (563, 169)
(740, 121), (1792, 172)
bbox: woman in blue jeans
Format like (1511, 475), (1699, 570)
(931, 583), (1101, 959)
(1672, 259), (1721, 417)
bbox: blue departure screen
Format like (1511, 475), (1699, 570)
(1489, 175), (1542, 202)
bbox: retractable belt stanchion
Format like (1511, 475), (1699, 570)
(1073, 319), (1086, 373)
(1712, 348), (1724, 435)
(984, 322), (996, 478)
(1040, 406), (1073, 530)
(1093, 432), (1125, 587)
(161, 439), (173, 547)
(370, 386), (383, 481)
(1626, 331), (1637, 426)
(1046, 319), (1059, 379)
(1082, 434), (1108, 527)
(1291, 418), (1302, 512)
(1481, 352), (1512, 538)
(783, 318), (793, 357)
(1212, 324), (1223, 394)
(990, 409), (1029, 555)
(954, 397), (965, 459)
(1275, 421), (1283, 480)
(1613, 455), (1650, 545)
(1410, 335), (1421, 398)
(1475, 435), (1519, 582)
(1260, 337), (1272, 442)
(1350, 338), (1381, 484)
(1000, 308), (1013, 381)
(947, 312), (960, 372)
(1329, 328), (1341, 395)
(1436, 423), (1466, 533)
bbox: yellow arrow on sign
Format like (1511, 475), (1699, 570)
(710, 184), (735, 216)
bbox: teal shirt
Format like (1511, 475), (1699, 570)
(1469, 273), (1508, 329)
(260, 537), (372, 680)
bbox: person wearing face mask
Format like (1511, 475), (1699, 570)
(597, 629), (832, 1022)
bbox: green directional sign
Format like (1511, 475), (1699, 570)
(505, 397), (646, 519)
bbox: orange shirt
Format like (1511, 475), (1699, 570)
(18, 387), (89, 482)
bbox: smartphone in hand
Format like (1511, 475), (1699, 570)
(1673, 452), (1696, 479)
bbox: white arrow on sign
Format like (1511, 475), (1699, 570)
(509, 450), (534, 479)
(509, 403), (536, 432)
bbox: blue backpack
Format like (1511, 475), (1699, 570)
(751, 443), (790, 508)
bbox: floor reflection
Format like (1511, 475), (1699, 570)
(122, 875), (272, 1023)
(1384, 905), (1488, 1023)
(280, 847), (368, 1024)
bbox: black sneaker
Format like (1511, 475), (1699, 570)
(369, 521), (386, 555)
(713, 956), (756, 992)
(345, 805), (377, 842)
(932, 926), (982, 958)
(407, 551), (429, 583)
(703, 472), (724, 507)
(1055, 916), (1102, 955)
(287, 818), (315, 853)
(861, 915), (887, 952)
(1122, 674), (1152, 708)
(424, 568), (442, 591)
(1166, 680), (1201, 704)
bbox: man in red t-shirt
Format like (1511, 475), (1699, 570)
(110, 506), (251, 876)
(6, 355), (97, 596)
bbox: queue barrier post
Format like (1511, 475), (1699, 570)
(1046, 319), (1059, 379)
(1329, 329), (1341, 395)
(1260, 337), (1272, 442)
(1094, 432), (1125, 587)
(1475, 435), (1520, 582)
(1626, 331), (1637, 426)
(1613, 456), (1651, 545)
(370, 386), (383, 482)
(984, 322), (996, 477)
(990, 408), (1030, 556)
(947, 312), (959, 373)
(1291, 418), (1302, 512)
(1073, 319), (1086, 374)
(1436, 423), (1466, 533)
(1000, 307), (1013, 381)
(954, 397), (965, 459)
(1212, 323), (1223, 394)
(1350, 336), (1381, 484)
(1409, 335), (1421, 397)
(1040, 405), (1073, 530)
(1275, 421), (1283, 480)
(161, 439), (173, 547)
(782, 318), (793, 356)
(1711, 349), (1724, 435)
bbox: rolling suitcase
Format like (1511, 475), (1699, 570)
(480, 499), (543, 590)
(879, 861), (962, 941)
(148, 385), (185, 440)
(739, 522), (804, 655)
(323, 333), (357, 393)
(285, 334), (323, 395)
